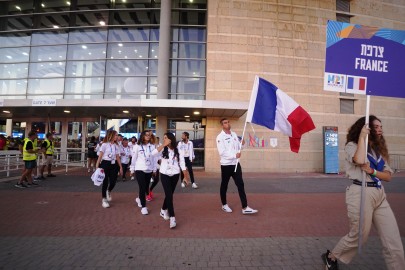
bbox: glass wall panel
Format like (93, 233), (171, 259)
(0, 80), (27, 96)
(0, 33), (31, 47)
(30, 45), (67, 62)
(172, 0), (207, 9)
(74, 11), (109, 27)
(40, 0), (71, 12)
(172, 43), (205, 59)
(148, 60), (158, 76)
(29, 62), (66, 78)
(107, 42), (149, 59)
(171, 60), (205, 76)
(0, 63), (29, 79)
(27, 78), (64, 97)
(77, 0), (110, 10)
(150, 28), (159, 41)
(0, 47), (30, 63)
(108, 28), (150, 42)
(0, 0), (34, 15)
(2, 16), (33, 31)
(148, 76), (157, 96)
(150, 43), (159, 58)
(170, 77), (205, 100)
(171, 11), (206, 25)
(39, 12), (70, 29)
(105, 76), (147, 97)
(66, 61), (106, 77)
(31, 31), (68, 45)
(69, 29), (107, 43)
(173, 28), (206, 42)
(115, 0), (156, 9)
(67, 44), (107, 60)
(106, 60), (148, 76)
(64, 77), (104, 96)
(112, 10), (158, 25)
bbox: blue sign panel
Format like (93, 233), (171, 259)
(324, 20), (405, 98)
(323, 126), (339, 174)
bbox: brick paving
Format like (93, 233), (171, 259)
(0, 168), (404, 269)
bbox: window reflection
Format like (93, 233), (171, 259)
(108, 28), (150, 42)
(0, 0), (34, 15)
(2, 15), (33, 31)
(39, 0), (71, 12)
(106, 60), (148, 76)
(68, 44), (107, 60)
(112, 10), (159, 25)
(29, 62), (66, 78)
(74, 12), (109, 27)
(31, 31), (68, 45)
(173, 28), (206, 42)
(0, 33), (31, 47)
(171, 10), (206, 25)
(105, 76), (147, 98)
(30, 45), (67, 62)
(69, 29), (107, 43)
(66, 61), (106, 77)
(107, 42), (149, 59)
(172, 43), (205, 58)
(0, 63), (29, 79)
(170, 77), (205, 100)
(28, 78), (64, 96)
(0, 47), (30, 63)
(64, 77), (104, 96)
(171, 60), (205, 76)
(0, 80), (27, 96)
(39, 12), (70, 29)
(77, 0), (110, 10)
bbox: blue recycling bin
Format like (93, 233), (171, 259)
(323, 126), (339, 174)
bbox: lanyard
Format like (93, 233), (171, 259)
(141, 144), (151, 158)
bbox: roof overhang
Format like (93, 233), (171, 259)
(0, 99), (248, 121)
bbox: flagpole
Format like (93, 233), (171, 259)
(234, 120), (248, 172)
(358, 94), (370, 254)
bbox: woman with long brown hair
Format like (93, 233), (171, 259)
(322, 115), (405, 270)
(95, 130), (123, 208)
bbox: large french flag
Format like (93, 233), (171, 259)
(246, 76), (316, 153)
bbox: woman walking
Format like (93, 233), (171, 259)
(152, 132), (189, 229)
(130, 130), (156, 215)
(95, 130), (123, 208)
(322, 115), (405, 270)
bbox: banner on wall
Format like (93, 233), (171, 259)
(324, 20), (405, 98)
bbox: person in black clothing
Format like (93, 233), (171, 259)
(87, 136), (98, 172)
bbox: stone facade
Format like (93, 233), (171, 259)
(204, 0), (405, 173)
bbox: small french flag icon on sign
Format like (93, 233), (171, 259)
(346, 76), (367, 94)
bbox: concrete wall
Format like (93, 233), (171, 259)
(204, 0), (405, 173)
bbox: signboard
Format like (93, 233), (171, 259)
(32, 99), (57, 106)
(324, 20), (405, 98)
(323, 126), (339, 174)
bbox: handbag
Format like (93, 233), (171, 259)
(91, 168), (105, 186)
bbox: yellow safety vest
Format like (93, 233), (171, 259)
(44, 139), (54, 155)
(23, 139), (37, 161)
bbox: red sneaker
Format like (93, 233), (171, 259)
(146, 194), (153, 202)
(149, 191), (154, 199)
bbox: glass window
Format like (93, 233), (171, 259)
(0, 33), (31, 47)
(0, 47), (30, 63)
(0, 0), (34, 15)
(173, 28), (206, 42)
(115, 0), (157, 9)
(38, 12), (70, 29)
(39, 0), (71, 12)
(112, 10), (159, 25)
(148, 76), (157, 96)
(105, 76), (147, 98)
(0, 63), (29, 79)
(106, 60), (148, 76)
(29, 62), (66, 78)
(150, 28), (159, 41)
(30, 45), (67, 62)
(148, 60), (158, 76)
(77, 0), (110, 10)
(1, 15), (33, 31)
(74, 11), (109, 27)
(172, 0), (207, 9)
(69, 29), (107, 43)
(172, 43), (205, 59)
(64, 77), (104, 96)
(108, 28), (150, 42)
(150, 43), (159, 58)
(171, 10), (206, 25)
(107, 42), (149, 59)
(28, 78), (64, 96)
(171, 60), (205, 76)
(66, 61), (106, 77)
(0, 79), (27, 96)
(67, 44), (107, 60)
(31, 31), (68, 45)
(171, 77), (205, 100)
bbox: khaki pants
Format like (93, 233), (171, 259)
(332, 184), (405, 270)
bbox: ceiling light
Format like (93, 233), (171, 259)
(3, 110), (11, 114)
(193, 111), (200, 115)
(146, 114), (152, 117)
(41, 3), (45, 7)
(118, 43), (123, 47)
(184, 115), (190, 118)
(53, 25), (59, 28)
(64, 110), (70, 113)
(67, 1), (71, 5)
(16, 6), (21, 10)
(82, 45), (87, 49)
(99, 21), (105, 26)
(123, 110), (129, 113)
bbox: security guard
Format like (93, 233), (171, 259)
(39, 132), (56, 179)
(15, 131), (40, 188)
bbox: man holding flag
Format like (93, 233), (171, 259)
(216, 118), (258, 215)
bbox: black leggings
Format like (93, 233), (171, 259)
(160, 173), (179, 217)
(100, 160), (119, 198)
(181, 157), (195, 183)
(220, 164), (248, 208)
(150, 169), (160, 191)
(121, 163), (129, 179)
(135, 170), (152, 207)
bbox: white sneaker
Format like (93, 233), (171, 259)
(192, 183), (198, 189)
(135, 197), (142, 208)
(242, 206), (258, 215)
(169, 217), (176, 229)
(222, 204), (232, 213)
(181, 181), (186, 188)
(102, 198), (110, 208)
(106, 191), (112, 202)
(141, 207), (149, 215)
(160, 209), (169, 220)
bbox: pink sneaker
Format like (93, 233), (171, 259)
(146, 195), (153, 202)
(149, 191), (154, 199)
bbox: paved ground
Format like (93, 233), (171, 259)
(0, 168), (404, 269)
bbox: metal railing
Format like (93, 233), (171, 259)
(390, 154), (405, 172)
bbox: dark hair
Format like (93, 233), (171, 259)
(220, 118), (228, 124)
(183, 132), (189, 138)
(346, 115), (389, 161)
(162, 132), (179, 161)
(28, 130), (37, 137)
(46, 132), (52, 139)
(123, 138), (128, 142)
(138, 130), (150, 145)
(90, 136), (96, 142)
